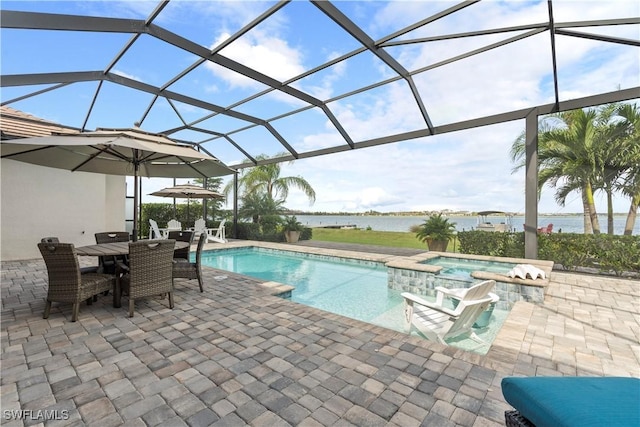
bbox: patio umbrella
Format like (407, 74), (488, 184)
(0, 127), (234, 240)
(149, 183), (223, 224)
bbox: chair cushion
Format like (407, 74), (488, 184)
(501, 376), (640, 427)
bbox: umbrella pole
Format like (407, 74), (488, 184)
(203, 177), (208, 225)
(133, 163), (139, 241)
(173, 178), (176, 217)
(138, 176), (143, 240)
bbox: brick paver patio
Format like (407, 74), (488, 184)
(1, 241), (638, 426)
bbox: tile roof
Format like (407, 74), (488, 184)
(0, 105), (79, 139)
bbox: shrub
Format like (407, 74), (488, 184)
(234, 219), (312, 242)
(458, 230), (640, 276)
(415, 214), (457, 243)
(282, 216), (304, 232)
(457, 230), (523, 257)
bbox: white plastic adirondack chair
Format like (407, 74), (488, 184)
(401, 280), (496, 344)
(167, 219), (182, 231)
(191, 218), (207, 237)
(208, 219), (227, 243)
(149, 219), (167, 239)
(191, 218), (227, 243)
(430, 279), (497, 310)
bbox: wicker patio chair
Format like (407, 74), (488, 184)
(94, 231), (130, 274)
(172, 232), (206, 292)
(167, 230), (194, 261)
(41, 237), (99, 274)
(120, 239), (176, 317)
(38, 242), (114, 322)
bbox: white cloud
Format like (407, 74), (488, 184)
(297, 51), (348, 100)
(111, 69), (142, 82)
(354, 187), (404, 210)
(208, 32), (306, 87)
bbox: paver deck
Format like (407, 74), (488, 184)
(1, 240), (638, 426)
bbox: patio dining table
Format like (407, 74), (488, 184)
(76, 240), (190, 308)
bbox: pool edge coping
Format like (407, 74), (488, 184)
(206, 241), (554, 289)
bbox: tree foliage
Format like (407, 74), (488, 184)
(510, 103), (639, 235)
(225, 154), (316, 205)
(225, 154), (316, 239)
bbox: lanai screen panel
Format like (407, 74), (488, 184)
(84, 83), (160, 131)
(270, 107), (345, 153)
(1, 0), (638, 170)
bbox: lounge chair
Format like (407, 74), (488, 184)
(192, 218), (227, 243)
(401, 279), (496, 344)
(149, 219), (166, 239)
(172, 232), (206, 292)
(502, 376), (640, 427)
(38, 242), (114, 322)
(119, 239), (176, 317)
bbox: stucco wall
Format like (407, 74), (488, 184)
(1, 159), (126, 261)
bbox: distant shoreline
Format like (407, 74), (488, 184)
(289, 212), (630, 217)
(293, 213), (638, 234)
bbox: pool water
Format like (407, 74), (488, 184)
(421, 256), (516, 277)
(201, 247), (507, 354)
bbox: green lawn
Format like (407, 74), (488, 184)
(309, 228), (460, 252)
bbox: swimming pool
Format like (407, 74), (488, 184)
(200, 247), (508, 354)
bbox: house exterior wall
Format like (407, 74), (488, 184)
(1, 159), (126, 261)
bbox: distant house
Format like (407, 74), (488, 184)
(1, 106), (126, 260)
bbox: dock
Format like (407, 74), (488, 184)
(309, 224), (358, 229)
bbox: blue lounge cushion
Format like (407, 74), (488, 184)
(501, 376), (640, 427)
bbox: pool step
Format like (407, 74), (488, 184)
(259, 281), (294, 299)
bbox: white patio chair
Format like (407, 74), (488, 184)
(207, 219), (227, 243)
(191, 218), (227, 243)
(191, 218), (207, 237)
(149, 219), (167, 239)
(401, 280), (496, 344)
(167, 219), (182, 231)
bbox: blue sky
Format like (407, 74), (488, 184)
(1, 1), (639, 214)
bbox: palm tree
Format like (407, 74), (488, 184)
(512, 103), (640, 235)
(225, 153), (316, 206)
(511, 109), (602, 234)
(588, 103), (625, 234)
(238, 192), (285, 224)
(614, 103), (640, 235)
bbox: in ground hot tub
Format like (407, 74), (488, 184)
(386, 252), (553, 310)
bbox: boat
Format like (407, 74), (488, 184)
(476, 210), (513, 232)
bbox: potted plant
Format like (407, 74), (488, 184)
(415, 213), (457, 251)
(282, 215), (304, 243)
